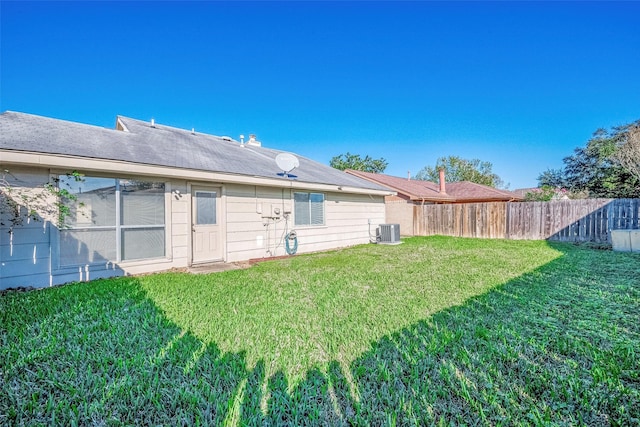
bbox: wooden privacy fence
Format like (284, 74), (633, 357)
(414, 199), (640, 243)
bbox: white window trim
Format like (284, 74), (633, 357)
(293, 191), (325, 227)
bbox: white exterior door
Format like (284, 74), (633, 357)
(191, 187), (222, 263)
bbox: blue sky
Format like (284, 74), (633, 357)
(2, 1), (639, 189)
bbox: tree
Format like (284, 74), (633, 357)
(540, 120), (640, 198)
(413, 156), (506, 188)
(524, 185), (569, 201)
(612, 125), (640, 182)
(537, 168), (567, 188)
(329, 152), (388, 173)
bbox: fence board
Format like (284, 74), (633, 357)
(413, 199), (640, 243)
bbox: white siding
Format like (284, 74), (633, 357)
(170, 181), (190, 263)
(224, 185), (385, 262)
(0, 167), (53, 288)
(225, 184), (287, 260)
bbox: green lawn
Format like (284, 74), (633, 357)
(1, 236), (639, 426)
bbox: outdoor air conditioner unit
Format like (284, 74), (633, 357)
(377, 224), (401, 245)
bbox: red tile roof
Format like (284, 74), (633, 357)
(345, 170), (522, 203)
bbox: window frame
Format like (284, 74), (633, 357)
(54, 174), (169, 268)
(293, 191), (325, 227)
(118, 179), (166, 262)
(194, 190), (218, 225)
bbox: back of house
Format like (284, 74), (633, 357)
(0, 111), (391, 289)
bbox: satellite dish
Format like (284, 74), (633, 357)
(275, 152), (300, 177)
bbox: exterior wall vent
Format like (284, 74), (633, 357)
(377, 224), (401, 245)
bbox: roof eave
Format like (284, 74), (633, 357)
(452, 197), (521, 203)
(408, 194), (457, 202)
(0, 150), (394, 196)
(345, 169), (453, 201)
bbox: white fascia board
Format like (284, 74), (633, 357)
(0, 150), (393, 196)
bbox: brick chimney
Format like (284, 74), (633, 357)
(439, 169), (446, 194)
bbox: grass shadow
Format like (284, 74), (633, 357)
(250, 241), (639, 425)
(0, 279), (250, 425)
(1, 239), (638, 425)
(341, 242), (639, 424)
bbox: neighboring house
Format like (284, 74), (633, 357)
(345, 169), (522, 235)
(513, 187), (570, 200)
(513, 188), (538, 199)
(0, 111), (391, 289)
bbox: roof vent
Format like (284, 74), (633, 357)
(151, 118), (155, 128)
(191, 128), (195, 135)
(247, 134), (261, 147)
(239, 134), (245, 147)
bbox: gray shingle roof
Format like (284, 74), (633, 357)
(0, 111), (389, 191)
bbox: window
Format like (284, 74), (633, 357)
(120, 180), (165, 261)
(59, 176), (165, 266)
(195, 191), (217, 225)
(294, 192), (324, 226)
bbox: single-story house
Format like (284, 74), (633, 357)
(345, 169), (522, 235)
(0, 111), (392, 289)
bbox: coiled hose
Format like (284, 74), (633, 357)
(285, 231), (298, 255)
